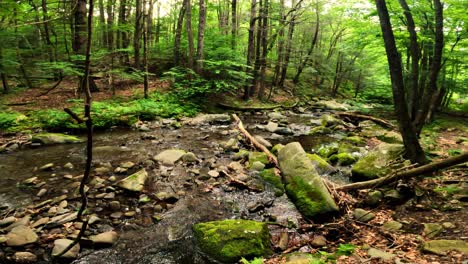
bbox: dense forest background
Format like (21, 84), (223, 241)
(0, 0), (466, 107)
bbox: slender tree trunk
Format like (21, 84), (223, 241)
(99, 0), (106, 47)
(244, 0), (257, 100)
(258, 0), (268, 100)
(14, 8), (33, 89)
(251, 0), (263, 97)
(41, 0), (56, 64)
(375, 0), (427, 165)
(278, 0), (299, 89)
(354, 69), (362, 98)
(231, 0), (237, 50)
(106, 0), (114, 50)
(185, 0), (195, 69)
(156, 2), (161, 45)
(143, 0), (149, 99)
(174, 0), (187, 66)
(196, 0), (206, 74)
(271, 0), (285, 91)
(331, 52), (343, 97)
(118, 0), (130, 65)
(0, 47), (8, 93)
(147, 0), (154, 46)
(134, 0), (142, 69)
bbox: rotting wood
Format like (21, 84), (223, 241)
(335, 111), (396, 130)
(337, 152), (468, 191)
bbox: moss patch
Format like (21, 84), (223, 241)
(260, 168), (285, 196)
(329, 153), (357, 166)
(193, 219), (272, 263)
(306, 154), (336, 174)
(351, 143), (404, 181)
(249, 152), (269, 166)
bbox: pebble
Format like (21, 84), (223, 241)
(37, 188), (47, 197)
(13, 252), (37, 263)
(110, 212), (123, 219)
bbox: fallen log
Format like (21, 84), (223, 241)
(337, 152), (468, 191)
(335, 112), (396, 130)
(219, 99), (299, 111)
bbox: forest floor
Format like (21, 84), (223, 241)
(0, 79), (467, 263)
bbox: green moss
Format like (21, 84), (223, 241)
(260, 168), (284, 196)
(193, 219), (272, 263)
(271, 144), (285, 155)
(316, 143), (339, 158)
(351, 143), (404, 181)
(233, 149), (250, 160)
(32, 133), (82, 145)
(249, 152), (269, 166)
(307, 154), (335, 174)
(329, 153), (357, 166)
(308, 126), (332, 136)
(344, 136), (364, 145)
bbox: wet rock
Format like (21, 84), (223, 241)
(0, 235), (6, 243)
(32, 133), (82, 145)
(153, 149), (186, 166)
(353, 208), (375, 222)
(320, 114), (342, 127)
(5, 216), (30, 231)
(265, 122), (279, 133)
(314, 100), (349, 111)
(310, 235), (327, 247)
(384, 189), (405, 203)
(109, 201), (121, 211)
(0, 216), (16, 227)
(382, 221), (402, 231)
(424, 223), (444, 238)
(367, 248), (395, 261)
(155, 192), (179, 203)
(268, 112), (287, 120)
(278, 142), (338, 220)
(116, 169), (148, 192)
(351, 143), (404, 181)
(63, 162), (74, 169)
(208, 170), (220, 178)
(120, 161), (135, 169)
(275, 127), (293, 135)
(308, 126), (333, 136)
(329, 152), (357, 166)
(12, 252), (37, 263)
(186, 114), (231, 125)
(249, 152), (269, 166)
(50, 212), (78, 225)
(193, 219), (272, 263)
(344, 136), (365, 145)
(306, 154), (336, 175)
(31, 217), (49, 228)
(39, 163), (54, 171)
(6, 226), (39, 246)
(223, 138), (239, 151)
(182, 152), (199, 163)
(423, 240), (468, 255)
(254, 135), (272, 148)
(233, 149), (249, 160)
(22, 177), (38, 185)
(110, 212), (123, 219)
(364, 190), (383, 206)
(52, 239), (80, 258)
(250, 161), (266, 172)
(90, 231), (118, 245)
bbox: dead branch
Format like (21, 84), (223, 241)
(37, 76), (63, 97)
(64, 108), (84, 123)
(337, 152), (468, 191)
(335, 112), (396, 130)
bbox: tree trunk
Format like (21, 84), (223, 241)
(118, 0), (130, 65)
(156, 2), (161, 45)
(143, 0), (149, 99)
(258, 0), (268, 100)
(375, 0), (427, 165)
(99, 0), (106, 47)
(134, 0), (142, 69)
(186, 0), (195, 69)
(244, 0), (257, 100)
(106, 0), (115, 50)
(174, 0), (187, 66)
(41, 0), (56, 64)
(278, 0), (299, 89)
(251, 0), (263, 97)
(196, 0), (206, 74)
(271, 0), (285, 96)
(231, 0), (237, 50)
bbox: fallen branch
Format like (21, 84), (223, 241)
(64, 108), (85, 124)
(337, 152), (468, 191)
(335, 112), (396, 130)
(37, 76), (63, 97)
(219, 103), (282, 111)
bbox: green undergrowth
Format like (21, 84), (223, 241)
(0, 92), (199, 133)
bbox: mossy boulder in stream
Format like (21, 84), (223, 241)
(116, 169), (148, 192)
(278, 142), (339, 220)
(193, 219), (272, 263)
(260, 168), (285, 196)
(351, 143), (404, 181)
(32, 133), (82, 145)
(329, 153), (357, 166)
(248, 152), (269, 167)
(306, 154), (336, 175)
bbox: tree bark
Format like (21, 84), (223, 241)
(375, 0), (427, 165)
(143, 0), (149, 99)
(278, 0), (299, 89)
(106, 0), (115, 50)
(257, 0), (269, 100)
(195, 0), (206, 74)
(244, 0), (257, 100)
(134, 0), (143, 69)
(231, 0), (237, 50)
(174, 0), (187, 66)
(186, 0), (195, 69)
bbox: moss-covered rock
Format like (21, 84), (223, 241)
(233, 149), (250, 160)
(351, 143), (404, 181)
(260, 168), (285, 196)
(316, 143), (339, 158)
(116, 169), (148, 192)
(329, 153), (357, 166)
(32, 133), (82, 145)
(306, 154), (336, 175)
(193, 219), (272, 263)
(271, 144), (285, 155)
(249, 152), (269, 165)
(376, 131), (403, 144)
(278, 142), (339, 220)
(344, 136), (365, 145)
(308, 126), (332, 136)
(320, 114), (342, 128)
(423, 240), (468, 255)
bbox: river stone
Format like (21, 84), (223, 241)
(39, 163), (54, 171)
(250, 161), (266, 171)
(233, 149), (249, 160)
(154, 149), (186, 166)
(423, 240), (468, 255)
(377, 131), (403, 144)
(307, 154), (336, 175)
(271, 144), (285, 155)
(187, 114), (231, 125)
(90, 231), (118, 245)
(382, 221), (403, 231)
(12, 252), (37, 263)
(182, 152), (199, 163)
(367, 248), (395, 261)
(278, 142), (339, 220)
(120, 161), (135, 169)
(223, 138), (239, 151)
(424, 223), (444, 238)
(193, 219), (272, 263)
(268, 112), (287, 120)
(64, 162), (74, 169)
(351, 143), (404, 181)
(353, 208), (375, 222)
(31, 217), (49, 228)
(52, 239), (80, 258)
(314, 100), (349, 111)
(6, 226), (39, 246)
(32, 133), (82, 145)
(5, 216), (30, 231)
(308, 126), (333, 136)
(364, 190), (383, 206)
(284, 253), (320, 264)
(249, 152), (269, 165)
(265, 122), (279, 133)
(254, 135), (272, 148)
(116, 169), (148, 192)
(275, 127), (293, 135)
(329, 152), (357, 166)
(320, 114), (342, 127)
(0, 216), (16, 227)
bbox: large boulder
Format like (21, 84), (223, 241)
(32, 133), (82, 145)
(116, 169), (148, 192)
(314, 100), (349, 111)
(153, 149), (186, 166)
(193, 219), (272, 263)
(351, 143), (404, 181)
(186, 114), (231, 126)
(306, 154), (336, 175)
(278, 142), (339, 220)
(423, 240), (468, 255)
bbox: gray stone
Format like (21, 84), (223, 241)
(116, 169), (148, 192)
(265, 122), (279, 133)
(423, 240), (468, 255)
(274, 127), (293, 135)
(424, 223), (444, 238)
(353, 208), (375, 222)
(382, 221), (402, 231)
(367, 248), (395, 261)
(6, 226), (39, 246)
(50, 212), (78, 225)
(52, 239), (80, 258)
(90, 231), (118, 245)
(254, 135), (272, 148)
(32, 133), (82, 145)
(182, 152), (199, 163)
(153, 149), (186, 166)
(186, 114), (231, 125)
(268, 112), (287, 120)
(12, 252), (37, 263)
(278, 142), (338, 219)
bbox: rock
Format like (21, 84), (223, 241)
(64, 162), (74, 169)
(284, 253), (319, 264)
(0, 235), (7, 243)
(90, 231), (118, 245)
(138, 124), (150, 131)
(5, 216), (30, 231)
(423, 240), (468, 255)
(31, 217), (49, 228)
(320, 114), (342, 127)
(37, 188), (47, 197)
(153, 149), (186, 166)
(254, 135), (272, 148)
(268, 112), (287, 120)
(110, 212), (123, 219)
(424, 223), (444, 238)
(278, 142), (339, 220)
(109, 201), (121, 211)
(208, 170), (220, 178)
(182, 152), (199, 163)
(52, 239), (80, 258)
(23, 177), (38, 185)
(6, 226), (39, 246)
(228, 161), (245, 173)
(310, 235), (327, 247)
(0, 216), (16, 227)
(344, 136), (365, 145)
(32, 133), (82, 145)
(39, 163), (54, 171)
(271, 144), (285, 155)
(120, 161), (135, 169)
(315, 100), (349, 111)
(442, 222), (456, 229)
(223, 138), (240, 151)
(259, 169), (284, 196)
(329, 152), (357, 166)
(367, 248), (396, 261)
(12, 252), (37, 263)
(249, 152), (269, 165)
(353, 208), (375, 222)
(265, 122), (279, 133)
(351, 143), (404, 181)
(275, 127), (293, 135)
(384, 189), (405, 203)
(116, 169), (148, 192)
(187, 114), (231, 125)
(306, 154), (336, 175)
(50, 212), (78, 225)
(250, 161), (266, 171)
(233, 149), (249, 160)
(377, 131), (403, 144)
(382, 221), (402, 231)
(364, 190), (383, 206)
(193, 219), (272, 263)
(155, 192), (179, 203)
